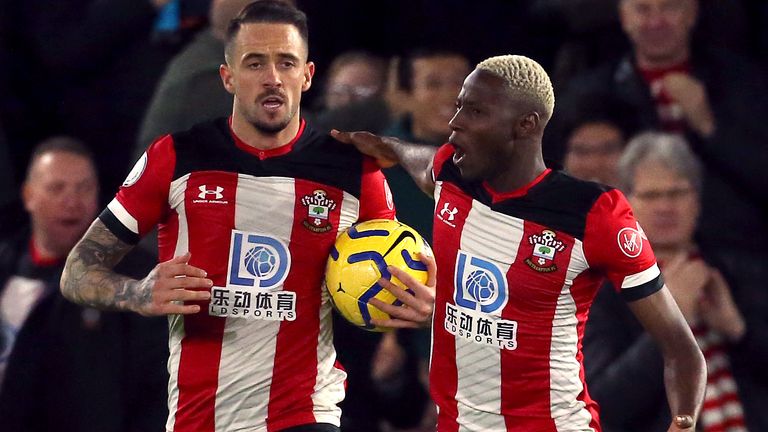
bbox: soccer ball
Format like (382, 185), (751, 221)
(325, 219), (431, 332)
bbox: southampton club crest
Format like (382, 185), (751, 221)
(301, 189), (337, 233)
(525, 229), (566, 273)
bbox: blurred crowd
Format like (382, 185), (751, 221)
(0, 0), (766, 431)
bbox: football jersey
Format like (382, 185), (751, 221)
(100, 118), (395, 432)
(429, 145), (662, 432)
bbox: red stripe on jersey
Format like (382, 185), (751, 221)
(117, 135), (176, 237)
(266, 179), (345, 431)
(173, 171), (239, 432)
(431, 182), (472, 432)
(158, 209), (180, 263)
(359, 157), (397, 220)
(432, 144), (454, 180)
(499, 220), (572, 426)
(583, 190), (657, 291)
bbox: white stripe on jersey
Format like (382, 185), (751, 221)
(107, 198), (139, 234)
(551, 241), (595, 431)
(620, 263), (661, 289)
(548, 240), (596, 431)
(213, 175), (295, 431)
(455, 199), (519, 431)
(311, 290), (345, 424)
(309, 192), (358, 421)
(167, 174), (190, 432)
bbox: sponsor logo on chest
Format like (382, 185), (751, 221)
(208, 230), (296, 321)
(447, 251), (518, 350)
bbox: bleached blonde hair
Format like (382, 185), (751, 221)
(476, 55), (555, 121)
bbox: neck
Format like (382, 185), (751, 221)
(31, 233), (66, 261)
(635, 49), (690, 71)
(487, 139), (547, 192)
(653, 242), (694, 264)
(230, 109), (301, 150)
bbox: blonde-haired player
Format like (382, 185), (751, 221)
(333, 54), (705, 432)
(476, 54), (555, 121)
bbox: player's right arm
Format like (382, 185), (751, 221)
(60, 220), (211, 316)
(60, 134), (212, 316)
(331, 130), (437, 196)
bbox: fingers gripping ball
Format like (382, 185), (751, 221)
(325, 219), (431, 332)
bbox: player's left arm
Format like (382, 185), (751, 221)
(627, 287), (706, 432)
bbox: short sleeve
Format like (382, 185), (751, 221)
(99, 135), (176, 244)
(358, 156), (396, 221)
(583, 189), (663, 302)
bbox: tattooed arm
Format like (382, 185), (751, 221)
(61, 219), (212, 316)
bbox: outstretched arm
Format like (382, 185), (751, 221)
(628, 286), (706, 432)
(61, 219), (212, 316)
(331, 130), (438, 196)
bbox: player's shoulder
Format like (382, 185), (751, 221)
(295, 122), (368, 165)
(535, 170), (614, 213)
(170, 117), (230, 149)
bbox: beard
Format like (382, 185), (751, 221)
(250, 115), (293, 134)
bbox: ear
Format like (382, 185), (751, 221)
(685, 0), (699, 30)
(220, 63), (236, 95)
(515, 112), (541, 138)
(21, 182), (35, 213)
(302, 61), (315, 92)
(617, 1), (632, 33)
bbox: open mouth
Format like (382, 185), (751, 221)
(261, 95), (285, 111)
(449, 136), (466, 166)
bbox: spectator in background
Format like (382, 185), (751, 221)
(384, 49), (470, 243)
(312, 50), (393, 135)
(532, 0), (752, 92)
(322, 51), (387, 111)
(547, 0), (768, 326)
(584, 132), (768, 432)
(136, 0), (259, 158)
(0, 137), (166, 432)
(563, 120), (625, 187)
(560, 103), (637, 188)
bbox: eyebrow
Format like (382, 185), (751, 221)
(241, 52), (301, 63)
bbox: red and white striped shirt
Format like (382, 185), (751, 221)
(101, 118), (395, 432)
(429, 144), (662, 432)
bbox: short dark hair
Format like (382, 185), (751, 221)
(396, 49), (467, 93)
(225, 0), (308, 61)
(26, 136), (95, 181)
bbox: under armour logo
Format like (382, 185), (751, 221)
(439, 203), (458, 221)
(198, 185), (224, 200)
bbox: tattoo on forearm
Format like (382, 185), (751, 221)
(61, 220), (149, 312)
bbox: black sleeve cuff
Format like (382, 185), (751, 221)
(620, 274), (664, 302)
(99, 208), (140, 245)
